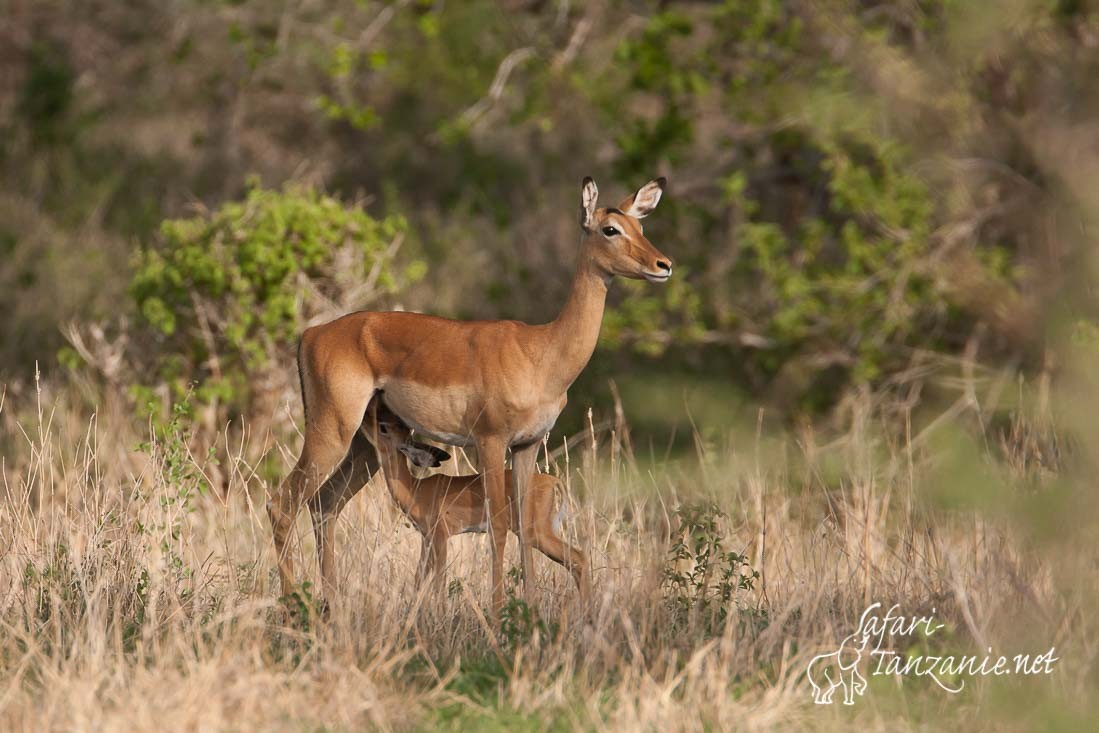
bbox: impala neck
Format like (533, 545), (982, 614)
(379, 449), (416, 513)
(545, 251), (608, 393)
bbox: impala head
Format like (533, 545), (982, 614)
(366, 398), (451, 469)
(579, 176), (673, 283)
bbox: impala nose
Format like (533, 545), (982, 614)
(655, 259), (672, 272)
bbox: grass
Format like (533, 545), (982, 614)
(0, 375), (1095, 731)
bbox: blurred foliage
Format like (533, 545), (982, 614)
(129, 182), (417, 422)
(2, 0), (1097, 417)
(590, 0), (1057, 410)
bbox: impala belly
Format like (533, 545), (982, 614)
(381, 379), (566, 448)
(379, 381), (478, 447)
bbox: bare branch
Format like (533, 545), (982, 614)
(552, 16), (592, 71)
(459, 47), (536, 128)
(358, 0), (413, 49)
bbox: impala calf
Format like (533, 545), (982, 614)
(368, 400), (590, 603)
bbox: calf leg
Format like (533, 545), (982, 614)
(524, 482), (590, 603)
(429, 529), (448, 597)
(531, 529), (590, 604)
(415, 534), (432, 590)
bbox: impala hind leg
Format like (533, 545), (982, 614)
(307, 431), (379, 613)
(268, 381), (374, 601)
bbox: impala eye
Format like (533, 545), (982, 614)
(601, 226), (620, 237)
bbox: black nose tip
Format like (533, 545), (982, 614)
(656, 260), (672, 272)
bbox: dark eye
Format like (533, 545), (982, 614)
(601, 226), (620, 237)
(378, 424), (389, 434)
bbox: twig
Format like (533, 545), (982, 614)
(459, 47), (536, 128)
(358, 0), (413, 49)
(359, 232), (406, 305)
(552, 16), (592, 71)
(547, 419), (615, 462)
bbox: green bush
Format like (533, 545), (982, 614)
(663, 501), (759, 637)
(130, 182), (423, 422)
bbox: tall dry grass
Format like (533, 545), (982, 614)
(0, 374), (1094, 731)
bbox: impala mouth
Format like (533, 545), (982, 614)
(643, 270), (672, 283)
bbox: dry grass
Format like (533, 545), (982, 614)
(0, 379), (1095, 732)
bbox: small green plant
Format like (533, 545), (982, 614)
(498, 570), (559, 648)
(121, 568), (153, 651)
(280, 581), (324, 634)
(663, 501), (759, 635)
(134, 393), (211, 587)
(21, 543), (80, 627)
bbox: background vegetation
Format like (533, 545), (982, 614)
(1, 1), (1097, 730)
(5, 0), (1088, 419)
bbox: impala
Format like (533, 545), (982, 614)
(365, 399), (590, 601)
(269, 175), (671, 615)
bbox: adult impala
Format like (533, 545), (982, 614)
(269, 176), (672, 615)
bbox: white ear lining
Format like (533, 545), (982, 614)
(581, 177), (599, 230)
(625, 181), (663, 219)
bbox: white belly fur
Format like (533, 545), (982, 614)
(380, 381), (564, 448)
(380, 381), (476, 447)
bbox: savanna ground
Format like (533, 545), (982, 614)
(2, 367), (1095, 732)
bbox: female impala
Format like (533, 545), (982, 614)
(366, 400), (590, 602)
(270, 176), (671, 615)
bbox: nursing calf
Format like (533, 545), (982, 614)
(367, 401), (590, 603)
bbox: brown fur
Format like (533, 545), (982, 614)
(268, 177), (670, 615)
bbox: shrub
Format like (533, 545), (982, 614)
(663, 501), (759, 636)
(129, 181), (424, 428)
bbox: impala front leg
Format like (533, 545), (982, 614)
(478, 437), (509, 618)
(415, 534), (432, 591)
(511, 442), (539, 597)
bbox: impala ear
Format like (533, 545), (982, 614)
(580, 176), (599, 231)
(618, 177), (665, 219)
(398, 441), (450, 469)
